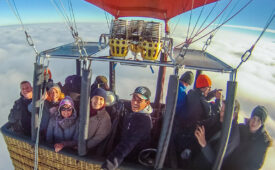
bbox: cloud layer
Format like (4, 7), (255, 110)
(0, 23), (274, 169)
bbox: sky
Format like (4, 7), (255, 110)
(0, 0), (275, 169)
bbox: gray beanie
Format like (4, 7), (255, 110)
(180, 71), (194, 85)
(251, 105), (268, 124)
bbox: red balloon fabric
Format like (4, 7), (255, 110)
(85, 0), (219, 21)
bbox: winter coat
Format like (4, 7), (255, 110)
(8, 96), (32, 136)
(46, 108), (78, 148)
(102, 103), (153, 170)
(87, 109), (112, 149)
(192, 120), (240, 170)
(222, 123), (272, 170)
(184, 88), (221, 129)
(28, 100), (59, 140)
(175, 83), (187, 116)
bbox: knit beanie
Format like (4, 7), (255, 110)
(180, 71), (194, 85)
(251, 105), (268, 124)
(58, 96), (75, 111)
(196, 74), (212, 88)
(90, 88), (107, 101)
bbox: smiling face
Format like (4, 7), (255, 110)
(49, 88), (59, 102)
(20, 82), (33, 99)
(60, 104), (73, 118)
(249, 116), (262, 133)
(91, 95), (105, 110)
(131, 93), (149, 112)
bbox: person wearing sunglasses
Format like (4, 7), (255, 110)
(102, 86), (153, 170)
(46, 96), (78, 153)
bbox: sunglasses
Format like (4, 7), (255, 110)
(60, 107), (73, 111)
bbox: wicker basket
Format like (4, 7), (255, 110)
(1, 127), (101, 169)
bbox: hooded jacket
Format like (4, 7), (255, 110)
(222, 123), (272, 170)
(46, 97), (78, 148)
(102, 102), (153, 170)
(87, 108), (112, 149)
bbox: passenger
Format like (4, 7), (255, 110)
(8, 81), (33, 136)
(46, 96), (78, 153)
(90, 75), (110, 93)
(175, 74), (222, 168)
(62, 75), (82, 112)
(166, 71), (194, 168)
(175, 71), (194, 119)
(223, 105), (272, 170)
(192, 100), (240, 170)
(185, 74), (222, 126)
(43, 68), (54, 90)
(102, 86), (153, 170)
(87, 88), (111, 150)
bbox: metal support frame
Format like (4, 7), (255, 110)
(31, 63), (43, 141)
(212, 80), (237, 170)
(154, 75), (179, 170)
(109, 62), (116, 93)
(76, 59), (81, 76)
(78, 68), (92, 156)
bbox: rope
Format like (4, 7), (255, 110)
(235, 7), (275, 71)
(191, 0), (254, 44)
(175, 0), (233, 48)
(50, 0), (90, 68)
(34, 60), (49, 170)
(191, 0), (233, 39)
(193, 0), (219, 38)
(6, 0), (39, 55)
(186, 0), (195, 40)
(189, 0), (208, 38)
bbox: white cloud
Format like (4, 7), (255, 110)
(223, 25), (275, 34)
(0, 23), (274, 169)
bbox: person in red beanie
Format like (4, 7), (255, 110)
(174, 74), (222, 168)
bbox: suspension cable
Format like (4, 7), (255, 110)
(51, 0), (89, 68)
(191, 0), (233, 39)
(193, 0), (219, 38)
(235, 8), (275, 71)
(175, 0), (233, 48)
(189, 0), (208, 38)
(34, 58), (49, 170)
(6, 0), (39, 55)
(201, 0), (241, 52)
(186, 0), (195, 41)
(191, 0), (254, 44)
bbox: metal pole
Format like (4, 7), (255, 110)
(109, 62), (116, 93)
(78, 68), (92, 156)
(31, 63), (43, 141)
(193, 70), (202, 89)
(76, 59), (81, 76)
(154, 52), (167, 105)
(212, 81), (237, 170)
(154, 75), (179, 170)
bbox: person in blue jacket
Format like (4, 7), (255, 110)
(102, 86), (153, 170)
(175, 71), (194, 118)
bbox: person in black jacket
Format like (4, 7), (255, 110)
(174, 74), (222, 168)
(8, 81), (33, 136)
(193, 100), (240, 170)
(102, 86), (153, 170)
(223, 105), (272, 170)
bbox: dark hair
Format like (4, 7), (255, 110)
(20, 81), (31, 86)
